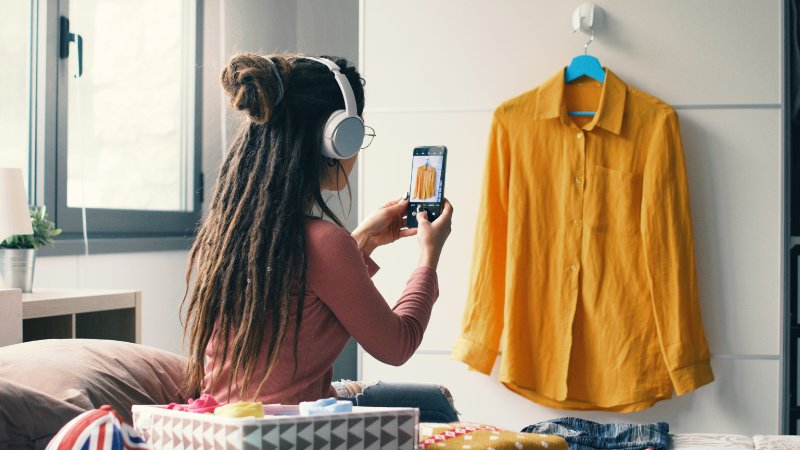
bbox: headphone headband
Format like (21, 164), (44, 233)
(300, 55), (364, 159)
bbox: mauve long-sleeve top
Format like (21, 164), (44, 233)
(202, 218), (439, 404)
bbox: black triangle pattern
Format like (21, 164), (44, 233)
(278, 423), (295, 449)
(262, 439), (278, 450)
(380, 429), (396, 446)
(296, 435), (312, 450)
(330, 432), (346, 450)
(348, 418), (363, 434)
(381, 416), (397, 445)
(364, 416), (379, 429)
(364, 430), (379, 448)
(397, 428), (412, 446)
(314, 433), (331, 449)
(242, 425), (260, 450)
(331, 419), (346, 431)
(397, 414), (413, 427)
(296, 421), (312, 435)
(348, 431), (363, 447)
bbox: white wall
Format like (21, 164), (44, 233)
(35, 251), (189, 354)
(359, 0), (782, 434)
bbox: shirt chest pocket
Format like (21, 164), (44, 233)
(585, 165), (643, 235)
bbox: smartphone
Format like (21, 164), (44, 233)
(406, 146), (447, 228)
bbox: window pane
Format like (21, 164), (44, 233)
(0, 0), (33, 188)
(67, 0), (194, 211)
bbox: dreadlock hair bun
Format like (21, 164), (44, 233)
(221, 53), (288, 125)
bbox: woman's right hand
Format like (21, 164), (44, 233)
(416, 198), (453, 269)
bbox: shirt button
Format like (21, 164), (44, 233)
(576, 133), (583, 139)
(569, 264), (579, 273)
(574, 177), (583, 185)
(573, 219), (582, 227)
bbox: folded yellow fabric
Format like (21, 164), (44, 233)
(214, 402), (264, 418)
(419, 422), (567, 449)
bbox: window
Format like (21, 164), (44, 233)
(1, 0), (202, 251)
(0, 0), (34, 191)
(66, 0), (195, 212)
(53, 0), (202, 241)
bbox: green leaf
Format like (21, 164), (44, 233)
(0, 205), (62, 250)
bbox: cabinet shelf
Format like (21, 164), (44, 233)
(0, 288), (140, 346)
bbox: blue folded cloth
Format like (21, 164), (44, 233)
(299, 397), (353, 415)
(522, 417), (669, 450)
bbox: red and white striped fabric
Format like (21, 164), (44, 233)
(47, 405), (151, 450)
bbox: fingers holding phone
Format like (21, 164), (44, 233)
(417, 198), (453, 269)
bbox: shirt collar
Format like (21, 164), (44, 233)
(533, 67), (627, 135)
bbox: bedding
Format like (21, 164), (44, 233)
(0, 339), (186, 449)
(670, 433), (800, 449)
(670, 434), (754, 449)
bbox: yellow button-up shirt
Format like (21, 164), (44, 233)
(452, 69), (714, 412)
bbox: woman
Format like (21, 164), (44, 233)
(182, 53), (454, 417)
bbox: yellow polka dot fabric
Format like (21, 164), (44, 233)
(419, 422), (568, 450)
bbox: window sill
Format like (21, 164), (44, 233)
(37, 236), (194, 256)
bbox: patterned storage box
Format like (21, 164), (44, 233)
(132, 404), (418, 450)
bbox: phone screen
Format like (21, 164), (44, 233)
(407, 146), (447, 228)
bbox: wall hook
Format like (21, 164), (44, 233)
(572, 3), (605, 37)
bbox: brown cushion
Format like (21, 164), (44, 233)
(0, 378), (84, 450)
(0, 338), (187, 444)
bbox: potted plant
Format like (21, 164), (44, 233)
(0, 206), (62, 293)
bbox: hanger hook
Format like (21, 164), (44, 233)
(584, 26), (594, 55)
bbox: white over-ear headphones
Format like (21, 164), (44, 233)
(301, 56), (365, 160)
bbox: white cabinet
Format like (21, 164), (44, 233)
(0, 288), (140, 346)
(0, 289), (22, 346)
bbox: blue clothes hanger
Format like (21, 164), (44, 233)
(565, 28), (605, 117)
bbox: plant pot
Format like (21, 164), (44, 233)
(0, 248), (36, 293)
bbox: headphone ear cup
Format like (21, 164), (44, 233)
(321, 110), (365, 159)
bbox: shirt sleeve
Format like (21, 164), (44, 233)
(306, 227), (438, 366)
(640, 109), (714, 395)
(363, 252), (380, 277)
(451, 109), (511, 375)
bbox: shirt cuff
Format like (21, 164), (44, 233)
(451, 336), (498, 375)
(670, 359), (714, 396)
(362, 252), (380, 277)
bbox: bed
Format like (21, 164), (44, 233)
(1, 339), (799, 449)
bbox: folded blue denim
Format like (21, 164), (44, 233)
(521, 417), (669, 450)
(336, 381), (459, 423)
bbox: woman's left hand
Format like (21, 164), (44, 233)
(352, 194), (417, 256)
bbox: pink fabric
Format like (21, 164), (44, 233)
(167, 393), (224, 414)
(202, 219), (439, 404)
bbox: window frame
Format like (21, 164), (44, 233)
(32, 0), (203, 255)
